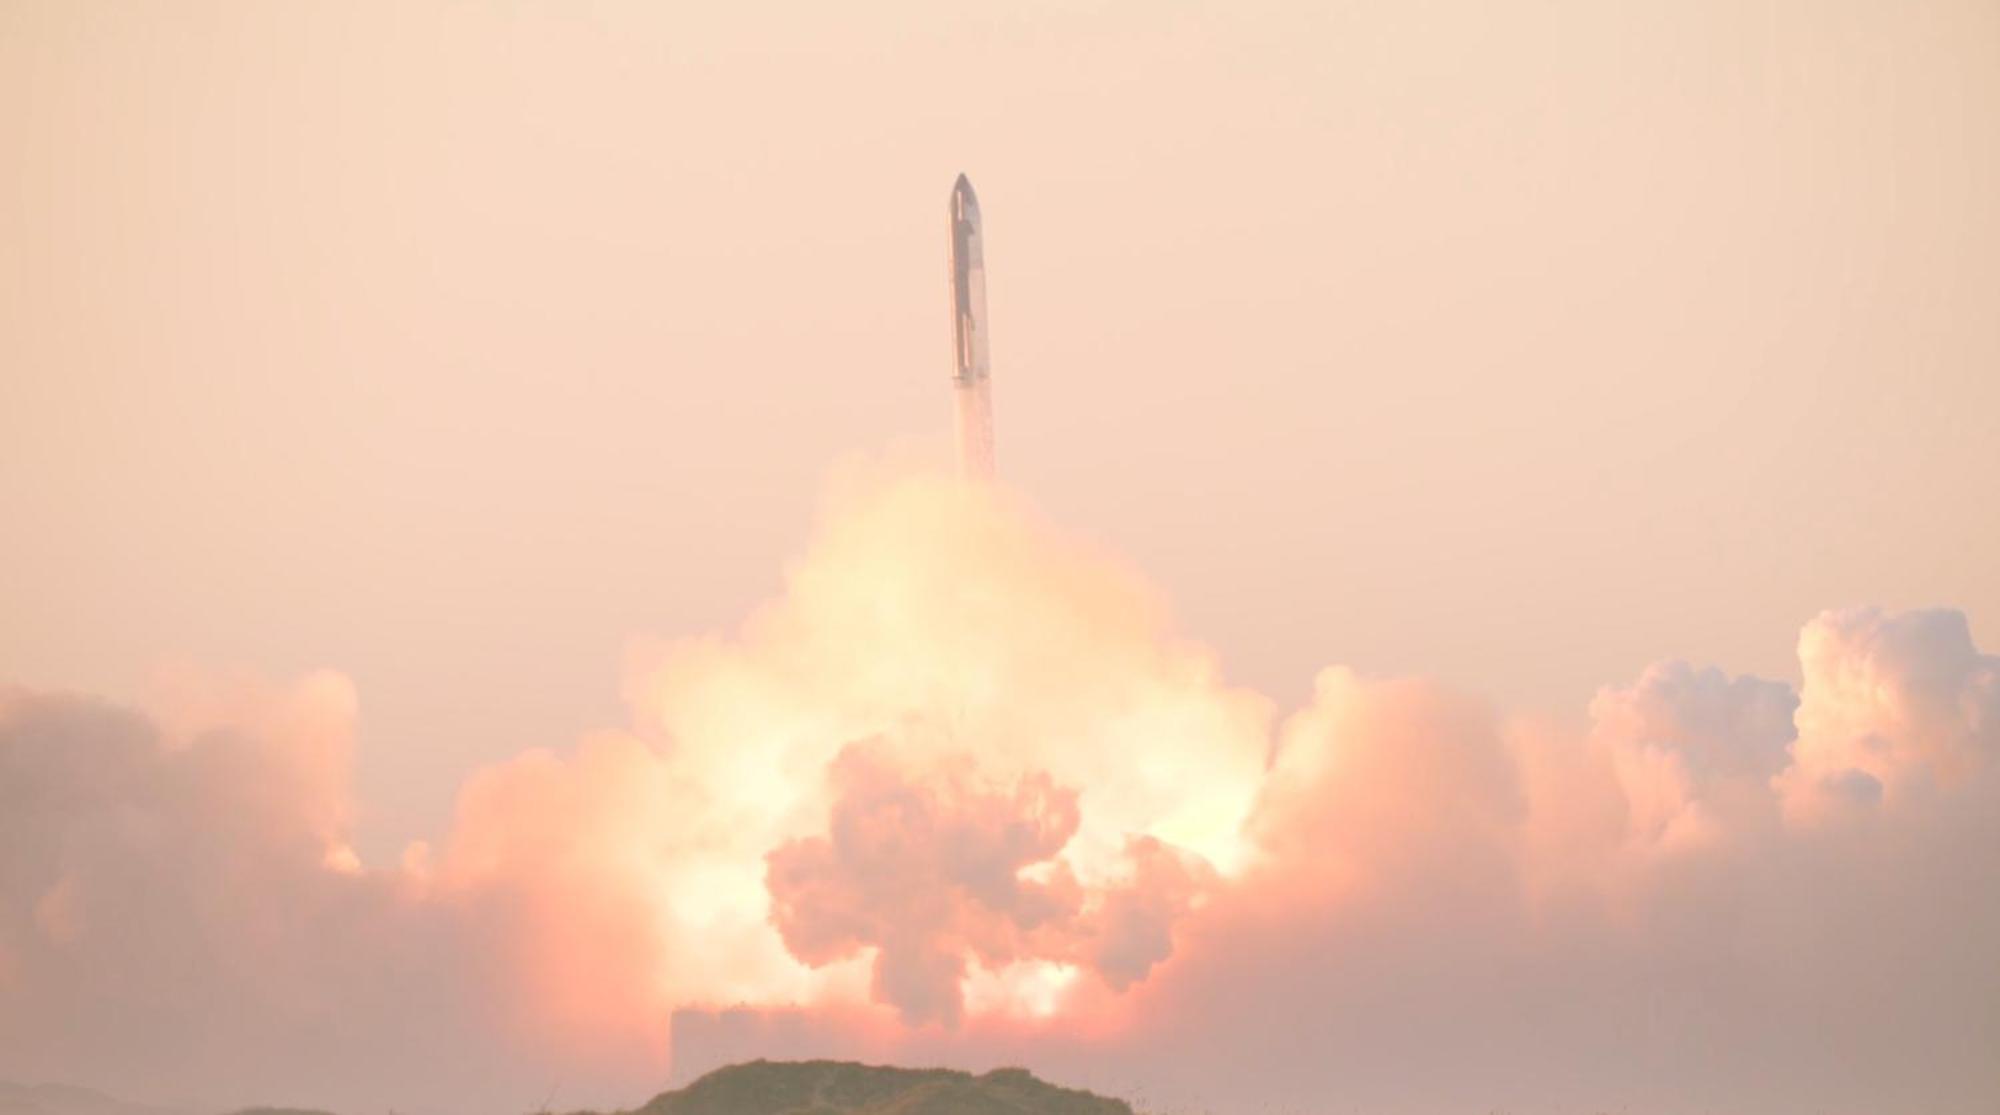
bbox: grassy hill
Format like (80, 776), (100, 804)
(622, 1060), (1134, 1115)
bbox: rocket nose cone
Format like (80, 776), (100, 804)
(952, 173), (977, 206)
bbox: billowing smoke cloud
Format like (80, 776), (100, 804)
(0, 675), (499, 1109)
(761, 742), (1211, 1027)
(1781, 608), (2000, 819)
(3, 467), (1997, 1113)
(766, 744), (1087, 1027)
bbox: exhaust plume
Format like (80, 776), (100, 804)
(2, 467), (1996, 1114)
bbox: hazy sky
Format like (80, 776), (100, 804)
(4, 0), (1996, 865)
(5, 7), (2000, 1113)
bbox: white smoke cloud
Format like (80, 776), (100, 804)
(766, 742), (1086, 1027)
(0, 677), (492, 1109)
(2, 469), (1997, 1114)
(1780, 607), (2000, 821)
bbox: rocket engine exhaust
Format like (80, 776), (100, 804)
(949, 174), (995, 479)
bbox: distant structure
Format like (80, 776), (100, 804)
(948, 173), (994, 479)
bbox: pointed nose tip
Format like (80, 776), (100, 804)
(952, 173), (976, 203)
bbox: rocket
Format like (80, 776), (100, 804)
(949, 174), (995, 479)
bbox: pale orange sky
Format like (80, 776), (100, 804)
(3, 0), (1996, 863)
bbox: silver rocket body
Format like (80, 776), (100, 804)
(949, 174), (995, 479)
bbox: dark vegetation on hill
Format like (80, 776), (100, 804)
(605, 1060), (1135, 1115)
